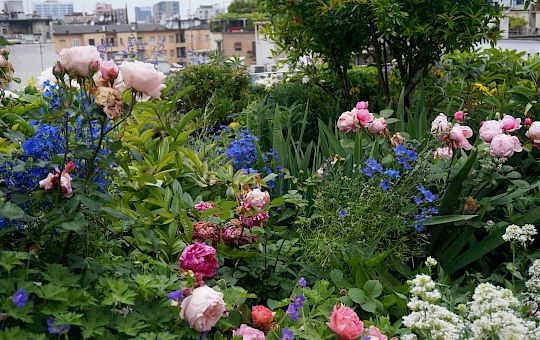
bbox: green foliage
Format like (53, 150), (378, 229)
(227, 0), (259, 14)
(509, 16), (528, 30)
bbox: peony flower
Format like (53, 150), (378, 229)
(431, 113), (451, 140)
(93, 87), (123, 119)
(60, 172), (73, 198)
(526, 121), (540, 145)
(489, 134), (522, 158)
(39, 173), (58, 190)
(119, 60), (166, 99)
(433, 146), (453, 160)
(232, 324), (266, 340)
(59, 45), (100, 77)
(449, 124), (473, 150)
(479, 120), (503, 144)
(180, 286), (225, 332)
(99, 59), (119, 80)
(500, 115), (521, 132)
(368, 117), (387, 135)
(192, 221), (220, 244)
(245, 188), (270, 211)
(327, 306), (364, 340)
(337, 111), (358, 133)
(252, 305), (273, 330)
(194, 201), (215, 212)
(355, 101), (368, 110)
(368, 326), (388, 340)
(179, 243), (219, 280)
(353, 108), (374, 127)
(454, 111), (465, 122)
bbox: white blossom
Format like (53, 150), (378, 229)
(502, 224), (536, 245)
(425, 256), (438, 268)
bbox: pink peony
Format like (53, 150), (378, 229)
(368, 117), (387, 135)
(525, 117), (533, 126)
(194, 201), (215, 212)
(245, 188), (270, 211)
(449, 124), (473, 150)
(479, 120), (503, 144)
(526, 121), (540, 145)
(99, 59), (119, 80)
(180, 286), (225, 332)
(454, 111), (465, 122)
(60, 172), (73, 198)
(368, 326), (388, 340)
(59, 46), (101, 77)
(179, 243), (219, 280)
(337, 111), (358, 133)
(119, 60), (166, 99)
(327, 306), (364, 340)
(433, 146), (453, 160)
(232, 324), (265, 340)
(500, 115), (521, 132)
(353, 108), (374, 127)
(355, 101), (369, 110)
(251, 305), (273, 330)
(431, 113), (451, 140)
(490, 134), (522, 158)
(39, 173), (58, 190)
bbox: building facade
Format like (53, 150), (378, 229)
(34, 0), (74, 20)
(0, 15), (54, 43)
(211, 17), (256, 65)
(152, 1), (180, 23)
(135, 7), (152, 23)
(193, 5), (224, 21)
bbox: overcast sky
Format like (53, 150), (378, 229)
(24, 0), (233, 21)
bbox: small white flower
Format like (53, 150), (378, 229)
(425, 256), (438, 268)
(502, 224), (536, 245)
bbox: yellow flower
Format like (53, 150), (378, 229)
(473, 82), (495, 96)
(229, 122), (240, 128)
(433, 70), (444, 79)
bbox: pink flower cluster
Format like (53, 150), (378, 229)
(479, 115), (523, 159)
(178, 243), (219, 283)
(337, 101), (387, 135)
(39, 161), (75, 198)
(431, 113), (473, 160)
(194, 201), (215, 212)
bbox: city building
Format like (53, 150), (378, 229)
(3, 1), (24, 18)
(0, 13), (54, 43)
(135, 6), (152, 23)
(254, 22), (287, 72)
(192, 5), (224, 21)
(211, 17), (256, 65)
(94, 2), (128, 24)
(184, 23), (221, 64)
(152, 1), (179, 24)
(34, 0), (74, 20)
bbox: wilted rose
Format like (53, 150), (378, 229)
(93, 86), (123, 119)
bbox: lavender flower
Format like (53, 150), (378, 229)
(298, 277), (306, 288)
(12, 288), (28, 308)
(286, 304), (298, 321)
(281, 327), (295, 340)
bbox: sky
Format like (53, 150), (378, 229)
(24, 0), (233, 21)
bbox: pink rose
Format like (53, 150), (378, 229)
(525, 118), (533, 126)
(232, 324), (265, 340)
(500, 115), (521, 132)
(353, 108), (374, 127)
(449, 124), (473, 150)
(368, 326), (388, 340)
(479, 120), (503, 143)
(39, 173), (58, 190)
(368, 118), (387, 135)
(99, 59), (119, 81)
(180, 286), (225, 332)
(327, 306), (364, 340)
(245, 188), (270, 211)
(454, 111), (465, 122)
(119, 60), (166, 99)
(251, 305), (273, 330)
(179, 243), (219, 280)
(526, 121), (540, 145)
(433, 146), (453, 160)
(59, 46), (100, 77)
(337, 111), (358, 133)
(431, 113), (451, 140)
(0, 55), (8, 67)
(355, 101), (368, 110)
(490, 134), (522, 158)
(194, 201), (215, 212)
(60, 172), (73, 198)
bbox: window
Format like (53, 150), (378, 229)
(170, 49), (175, 57)
(178, 47), (186, 57)
(72, 39), (80, 47)
(120, 37), (124, 46)
(88, 39), (95, 45)
(234, 42), (242, 51)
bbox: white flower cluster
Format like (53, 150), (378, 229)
(502, 224), (537, 245)
(525, 259), (540, 312)
(468, 283), (536, 340)
(403, 274), (465, 340)
(425, 256), (438, 268)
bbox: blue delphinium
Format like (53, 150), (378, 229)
(281, 328), (295, 340)
(362, 159), (383, 177)
(12, 288), (28, 308)
(380, 179), (390, 192)
(412, 186), (439, 232)
(395, 145), (417, 171)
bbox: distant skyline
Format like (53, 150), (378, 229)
(22, 0), (232, 21)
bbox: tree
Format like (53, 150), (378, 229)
(228, 0), (259, 14)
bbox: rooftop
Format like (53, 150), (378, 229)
(53, 23), (177, 35)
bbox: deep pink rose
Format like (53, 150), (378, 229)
(353, 108), (374, 127)
(355, 101), (369, 110)
(449, 124), (473, 150)
(525, 117), (533, 126)
(500, 115), (521, 132)
(454, 111), (465, 122)
(232, 324), (265, 340)
(433, 146), (453, 160)
(59, 46), (100, 77)
(194, 201), (215, 212)
(431, 113), (451, 140)
(327, 306), (364, 340)
(180, 286), (225, 332)
(240, 212), (270, 229)
(39, 173), (58, 190)
(179, 243), (219, 280)
(251, 305), (273, 329)
(479, 120), (503, 143)
(119, 60), (166, 99)
(490, 134), (522, 158)
(368, 118), (387, 135)
(99, 59), (119, 80)
(526, 121), (540, 145)
(245, 188), (270, 211)
(337, 111), (358, 133)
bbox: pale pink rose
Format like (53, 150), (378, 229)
(500, 115), (521, 132)
(479, 120), (503, 143)
(327, 306), (364, 340)
(180, 286), (225, 332)
(526, 121), (540, 145)
(194, 201), (215, 212)
(337, 111), (358, 133)
(525, 118), (533, 126)
(433, 146), (453, 160)
(99, 59), (119, 80)
(355, 101), (369, 110)
(454, 111), (465, 122)
(119, 60), (166, 99)
(368, 326), (388, 340)
(39, 173), (58, 190)
(431, 113), (451, 140)
(179, 243), (219, 280)
(59, 46), (100, 77)
(368, 118), (387, 135)
(449, 124), (473, 150)
(232, 324), (265, 340)
(60, 172), (73, 198)
(245, 188), (270, 211)
(490, 134), (522, 158)
(353, 108), (374, 127)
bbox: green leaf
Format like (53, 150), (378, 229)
(329, 269), (344, 283)
(348, 288), (365, 304)
(424, 214), (477, 226)
(363, 280), (383, 299)
(60, 213), (87, 233)
(0, 201), (25, 219)
(360, 299), (378, 313)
